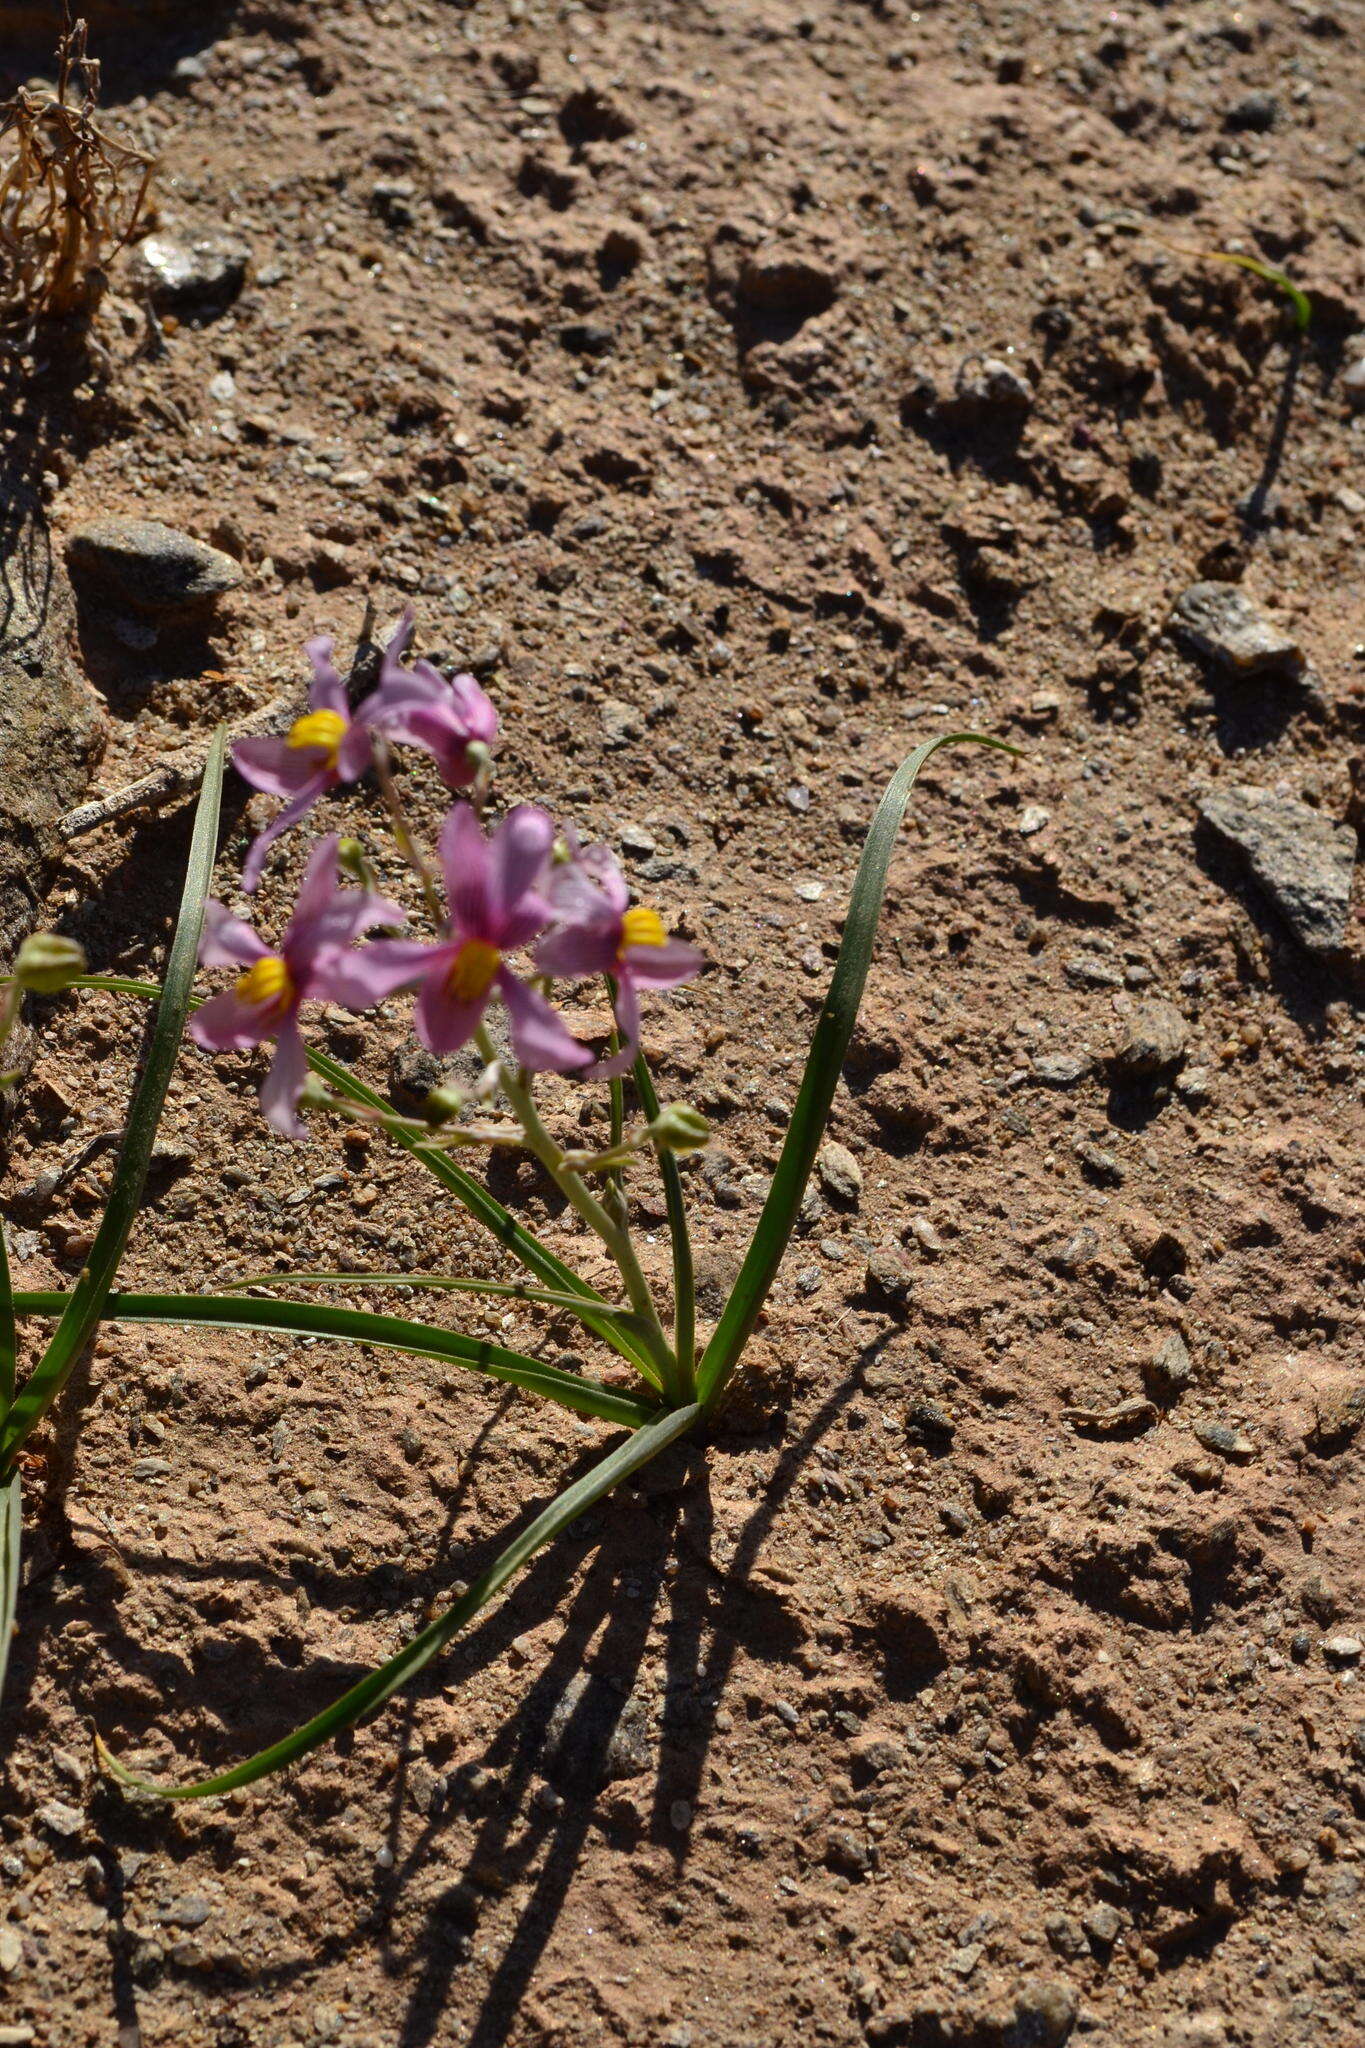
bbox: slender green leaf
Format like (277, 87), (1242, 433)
(0, 1473), (18, 1710)
(0, 732), (227, 1477)
(12, 1291), (656, 1429)
(304, 1046), (655, 1377)
(15, 979), (649, 1380)
(0, 1220), (17, 1707)
(632, 1053), (695, 1395)
(1208, 251), (1311, 332)
(214, 1268), (664, 1385)
(697, 733), (1017, 1411)
(0, 1211), (14, 1415)
(100, 1400), (701, 1798)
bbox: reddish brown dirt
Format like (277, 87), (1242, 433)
(3, 3), (1365, 2045)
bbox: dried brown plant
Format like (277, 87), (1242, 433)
(0, 14), (153, 335)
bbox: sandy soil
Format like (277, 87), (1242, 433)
(3, 2), (1365, 2045)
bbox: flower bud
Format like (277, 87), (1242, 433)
(13, 933), (87, 994)
(645, 1103), (710, 1154)
(297, 1075), (330, 1115)
(336, 838), (372, 883)
(423, 1085), (466, 1125)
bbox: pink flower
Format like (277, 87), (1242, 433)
(364, 805), (591, 1073)
(535, 840), (702, 1072)
(191, 835), (409, 1135)
(233, 637), (376, 893)
(365, 615), (499, 790)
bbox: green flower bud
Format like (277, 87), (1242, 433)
(423, 1085), (466, 1125)
(13, 933), (87, 994)
(645, 1103), (710, 1154)
(336, 838), (371, 882)
(297, 1075), (331, 1114)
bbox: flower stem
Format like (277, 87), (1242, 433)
(474, 1026), (686, 1403)
(371, 739), (446, 932)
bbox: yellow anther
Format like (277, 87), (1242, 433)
(447, 938), (501, 1004)
(235, 954), (294, 1012)
(286, 708), (348, 769)
(621, 905), (667, 951)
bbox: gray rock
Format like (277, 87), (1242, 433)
(1193, 1419), (1256, 1462)
(1172, 583), (1302, 677)
(1008, 1978), (1077, 2048)
(129, 230), (250, 309)
(1147, 1330), (1193, 1401)
(1112, 1000), (1187, 1079)
(66, 518), (244, 618)
(1345, 358), (1365, 407)
(736, 248), (838, 318)
(155, 1895), (212, 1929)
(1226, 90), (1278, 131)
(599, 697), (642, 749)
(955, 355), (1034, 414)
(1324, 1634), (1363, 1664)
(542, 1675), (653, 1791)
(817, 1140), (863, 1203)
(37, 1798), (83, 1839)
(0, 475), (101, 965)
(1031, 1050), (1092, 1087)
(1199, 785), (1356, 958)
(865, 1247), (914, 1313)
(1084, 1903), (1123, 1947)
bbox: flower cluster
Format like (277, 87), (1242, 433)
(192, 619), (701, 1133)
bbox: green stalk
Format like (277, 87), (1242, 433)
(475, 1027), (684, 1402)
(631, 1051), (695, 1399)
(696, 733), (1017, 1412)
(12, 1291), (656, 1429)
(0, 730), (226, 1476)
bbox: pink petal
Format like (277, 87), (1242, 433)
(414, 966), (488, 1056)
(199, 900), (268, 971)
(590, 974), (641, 1079)
(233, 734), (324, 800)
(488, 806), (556, 927)
(259, 1021), (310, 1136)
(190, 985), (279, 1052)
(498, 968), (592, 1073)
(621, 938), (703, 989)
(336, 720), (373, 781)
(310, 939), (433, 1010)
(240, 776), (329, 893)
(438, 802), (493, 937)
(534, 917), (620, 980)
(288, 833), (344, 930)
(305, 636), (347, 717)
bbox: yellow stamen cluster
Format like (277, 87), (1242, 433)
(621, 905), (667, 951)
(446, 938), (501, 1004)
(286, 708), (348, 769)
(235, 954), (294, 1012)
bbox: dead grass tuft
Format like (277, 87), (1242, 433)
(0, 14), (153, 335)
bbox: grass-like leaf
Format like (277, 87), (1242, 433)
(304, 1045), (656, 1378)
(697, 732), (1017, 1411)
(11, 1290), (657, 1429)
(0, 1473), (18, 1709)
(632, 1052), (695, 1393)
(98, 1399), (700, 1798)
(34, 987), (659, 1386)
(0, 1219), (17, 1706)
(1199, 249), (1311, 332)
(215, 1268), (665, 1387)
(0, 730), (226, 1476)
